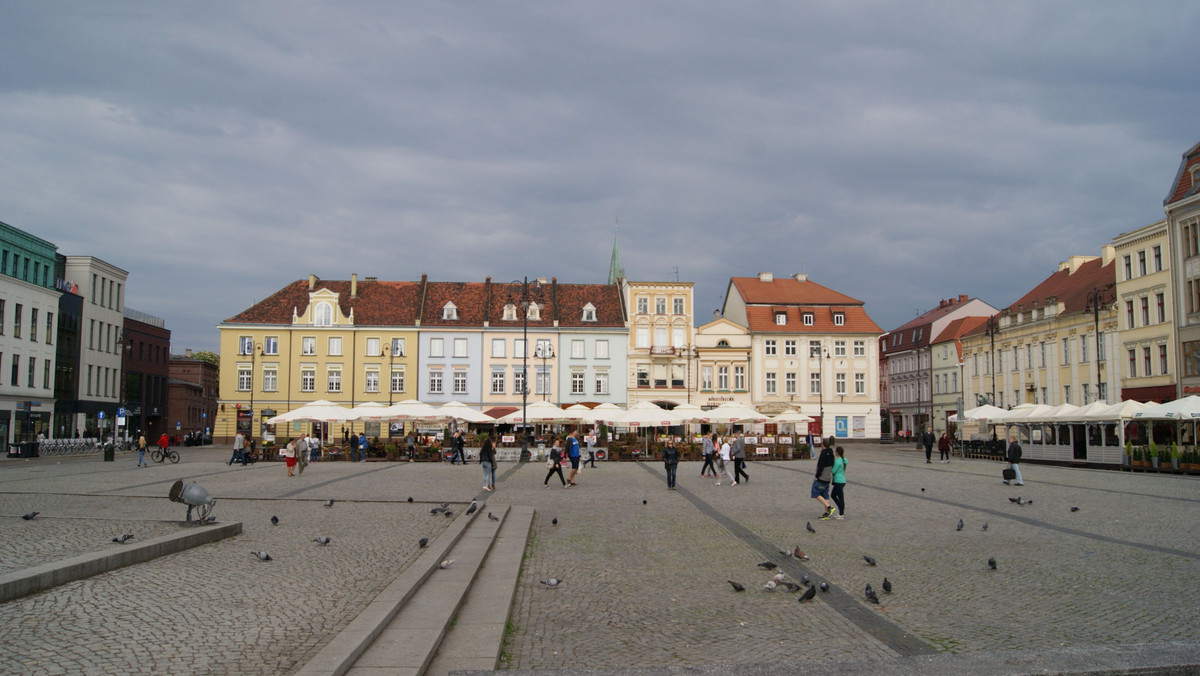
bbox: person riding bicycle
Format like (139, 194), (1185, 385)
(158, 433), (170, 453)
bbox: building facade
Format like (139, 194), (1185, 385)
(56, 256), (128, 439)
(692, 316), (753, 410)
(1163, 140), (1200, 398)
(168, 351), (218, 441)
(722, 272), (883, 439)
(0, 222), (60, 446)
(881, 295), (998, 438)
(1112, 220), (1176, 403)
(930, 316), (990, 437)
(962, 251), (1118, 412)
(122, 310), (171, 440)
(623, 280), (694, 408)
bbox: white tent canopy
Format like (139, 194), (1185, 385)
(379, 399), (445, 421)
(955, 404), (1009, 422)
(1133, 396), (1200, 419)
(610, 401), (688, 427)
(346, 401), (390, 421)
(436, 401), (495, 423)
(1087, 400), (1150, 421)
(266, 400), (353, 424)
(497, 400), (578, 424)
(699, 401), (768, 424)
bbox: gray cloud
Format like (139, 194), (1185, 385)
(0, 1), (1195, 350)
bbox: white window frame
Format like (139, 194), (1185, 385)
(765, 372), (776, 394)
(453, 370), (468, 394)
(430, 338), (445, 358)
(302, 337), (316, 355)
(491, 370), (506, 394)
(366, 337), (381, 357)
(327, 367), (342, 393)
(596, 340), (609, 359)
(453, 337), (468, 358)
(571, 371), (585, 394)
(328, 336), (342, 356)
(364, 368), (380, 393)
(492, 338), (506, 358)
(572, 340), (585, 359)
(594, 371), (609, 395)
(264, 336), (279, 355)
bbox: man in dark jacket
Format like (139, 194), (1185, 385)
(813, 436), (837, 519)
(732, 432), (749, 484)
(922, 426), (935, 463)
(1005, 434), (1024, 485)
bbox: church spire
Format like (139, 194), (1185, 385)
(608, 218), (624, 285)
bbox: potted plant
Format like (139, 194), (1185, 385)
(1170, 442), (1181, 470)
(1123, 441), (1133, 468)
(1148, 441), (1160, 469)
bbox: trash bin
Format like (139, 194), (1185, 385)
(5, 442), (16, 458)
(18, 441), (39, 458)
(103, 443), (115, 462)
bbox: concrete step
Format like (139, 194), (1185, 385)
(340, 502), (528, 676)
(423, 504), (535, 676)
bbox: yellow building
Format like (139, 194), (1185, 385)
(692, 316), (753, 410)
(623, 280), (694, 407)
(1112, 220), (1176, 402)
(962, 250), (1118, 416)
(216, 275), (419, 444)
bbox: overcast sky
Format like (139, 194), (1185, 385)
(1, 2), (1197, 352)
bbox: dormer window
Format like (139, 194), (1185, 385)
(834, 312), (845, 326)
(527, 303), (541, 321)
(582, 303), (597, 322)
(442, 301), (458, 320)
(503, 303), (517, 321)
(775, 312), (787, 325)
(314, 302), (333, 327)
(802, 312), (814, 326)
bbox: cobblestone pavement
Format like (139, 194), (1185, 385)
(1, 444), (1198, 674)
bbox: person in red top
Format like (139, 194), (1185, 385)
(157, 433), (170, 451)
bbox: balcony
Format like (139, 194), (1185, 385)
(649, 346), (676, 356)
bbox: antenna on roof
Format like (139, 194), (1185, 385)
(671, 266), (679, 282)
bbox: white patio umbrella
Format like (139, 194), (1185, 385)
(610, 401), (689, 427)
(346, 401), (390, 421)
(701, 401), (769, 424)
(670, 402), (706, 423)
(378, 399), (445, 422)
(959, 404), (1010, 422)
(266, 400), (354, 424)
(437, 401), (495, 424)
(1086, 400), (1149, 421)
(1134, 396), (1200, 419)
(770, 409), (815, 425)
(497, 400), (578, 424)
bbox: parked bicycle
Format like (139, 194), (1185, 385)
(152, 445), (180, 464)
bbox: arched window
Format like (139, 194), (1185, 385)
(314, 302), (333, 327)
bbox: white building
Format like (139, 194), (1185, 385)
(62, 256), (128, 438)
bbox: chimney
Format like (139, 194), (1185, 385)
(939, 299), (948, 308)
(793, 273), (807, 282)
(758, 272), (774, 282)
(351, 273), (358, 298)
(713, 309), (721, 321)
(959, 294), (968, 303)
(1101, 244), (1116, 266)
(185, 348), (192, 358)
(308, 274), (318, 291)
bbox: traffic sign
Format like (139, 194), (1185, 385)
(98, 411), (105, 420)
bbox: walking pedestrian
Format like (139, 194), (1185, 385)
(830, 446), (847, 519)
(544, 438), (566, 488)
(1004, 434), (1024, 486)
(584, 428), (597, 468)
(349, 432), (360, 461)
(296, 435), (309, 475)
(229, 431), (246, 466)
(700, 433), (717, 478)
(451, 430), (465, 465)
(479, 433), (496, 491)
(922, 425), (935, 463)
(717, 436), (737, 486)
(662, 437), (680, 489)
(136, 433), (148, 468)
(565, 429), (582, 486)
(283, 438), (297, 477)
(732, 431), (749, 484)
(813, 436), (836, 518)
(357, 433), (369, 462)
(938, 431), (952, 463)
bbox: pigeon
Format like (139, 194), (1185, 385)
(956, 519), (964, 532)
(21, 512), (38, 520)
(865, 584), (880, 604)
(920, 487), (926, 492)
(323, 499), (335, 508)
(772, 572), (786, 584)
(799, 584), (817, 603)
(988, 556), (997, 570)
(203, 516), (216, 524)
(465, 500), (478, 515)
(488, 512), (499, 521)
(407, 497), (414, 503)
(439, 559), (454, 569)
(313, 536), (331, 545)
(757, 561), (777, 570)
(1070, 506), (1080, 512)
(800, 574), (811, 586)
(444, 510), (454, 518)
(540, 578), (563, 588)
(819, 582), (829, 593)
(270, 516), (279, 525)
(763, 580), (777, 591)
(1008, 497), (1020, 503)
(642, 499), (647, 505)
(430, 506), (447, 515)
(793, 547), (810, 560)
(863, 555), (877, 566)
(981, 522), (989, 531)
(252, 550), (272, 561)
(882, 577), (892, 594)
(552, 517), (558, 526)
(782, 581), (802, 592)
(112, 534), (135, 544)
(418, 537), (429, 548)
(727, 580), (745, 592)
(806, 522), (816, 534)
(440, 502), (449, 508)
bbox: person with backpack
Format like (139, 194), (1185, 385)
(813, 436), (837, 519)
(830, 446), (848, 519)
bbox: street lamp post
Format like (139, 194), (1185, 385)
(247, 341), (262, 444)
(508, 278), (544, 448)
(384, 341), (399, 406)
(535, 342), (555, 401)
(985, 315), (999, 406)
(686, 346), (699, 404)
(817, 344), (829, 439)
(1085, 283), (1114, 404)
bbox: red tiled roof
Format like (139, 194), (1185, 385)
(745, 306), (881, 334)
(932, 315), (990, 344)
(224, 279), (422, 325)
(1006, 257), (1116, 315)
(224, 277), (625, 329)
(1165, 140), (1200, 206)
(730, 276), (863, 306)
